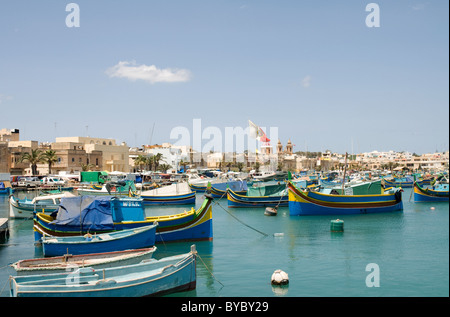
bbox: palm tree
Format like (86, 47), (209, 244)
(133, 155), (147, 172)
(157, 163), (172, 173)
(236, 162), (244, 172)
(42, 150), (59, 175)
(20, 149), (45, 176)
(179, 160), (189, 172)
(152, 153), (163, 172)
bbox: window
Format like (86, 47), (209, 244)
(72, 158), (75, 162)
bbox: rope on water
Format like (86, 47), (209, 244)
(209, 191), (269, 237)
(195, 252), (224, 288)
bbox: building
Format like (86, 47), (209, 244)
(55, 137), (129, 172)
(0, 129), (20, 142)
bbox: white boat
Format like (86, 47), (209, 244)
(9, 192), (76, 219)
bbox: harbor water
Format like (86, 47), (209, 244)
(0, 188), (448, 297)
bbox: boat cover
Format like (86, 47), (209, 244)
(50, 196), (114, 231)
(247, 184), (287, 197)
(212, 181), (247, 192)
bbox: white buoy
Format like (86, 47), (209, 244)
(271, 269), (289, 285)
(430, 207), (435, 210)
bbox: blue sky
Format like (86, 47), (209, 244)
(0, 0), (448, 154)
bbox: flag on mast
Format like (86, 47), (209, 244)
(248, 120), (270, 142)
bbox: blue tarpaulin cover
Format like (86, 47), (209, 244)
(50, 196), (114, 231)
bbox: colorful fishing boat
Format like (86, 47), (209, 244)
(11, 247), (157, 276)
(227, 183), (288, 208)
(413, 174), (449, 202)
(10, 245), (197, 297)
(140, 182), (195, 205)
(34, 194), (214, 243)
(382, 176), (420, 188)
(210, 180), (247, 198)
(41, 224), (157, 257)
(9, 192), (77, 219)
(0, 181), (13, 195)
(287, 181), (403, 216)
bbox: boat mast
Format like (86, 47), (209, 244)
(342, 152), (348, 195)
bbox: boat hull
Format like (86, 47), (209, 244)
(10, 249), (197, 297)
(141, 192), (196, 205)
(413, 182), (449, 202)
(34, 196), (214, 243)
(9, 195), (59, 219)
(227, 189), (288, 208)
(11, 248), (157, 276)
(42, 225), (157, 257)
(288, 181), (403, 216)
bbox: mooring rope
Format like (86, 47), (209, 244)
(195, 252), (225, 288)
(209, 191), (269, 237)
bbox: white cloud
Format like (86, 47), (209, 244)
(301, 75), (311, 88)
(0, 94), (13, 104)
(106, 61), (192, 84)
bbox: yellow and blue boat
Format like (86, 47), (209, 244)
(287, 181), (403, 216)
(413, 174), (449, 202)
(227, 183), (288, 208)
(33, 194), (213, 243)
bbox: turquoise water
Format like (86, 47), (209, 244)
(0, 188), (448, 297)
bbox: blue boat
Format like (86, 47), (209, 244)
(227, 183), (288, 208)
(288, 181), (403, 216)
(382, 176), (421, 188)
(10, 245), (197, 297)
(413, 174), (449, 202)
(34, 194), (214, 243)
(42, 224), (157, 257)
(210, 180), (247, 198)
(0, 181), (13, 195)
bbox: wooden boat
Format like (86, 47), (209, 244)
(34, 194), (214, 243)
(11, 247), (157, 276)
(227, 183), (288, 208)
(10, 245), (197, 297)
(413, 175), (449, 202)
(382, 176), (421, 188)
(9, 192), (76, 219)
(140, 182), (195, 205)
(41, 224), (157, 257)
(287, 181), (403, 216)
(319, 179), (382, 195)
(210, 180), (247, 198)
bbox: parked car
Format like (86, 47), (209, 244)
(17, 176), (41, 188)
(41, 177), (66, 186)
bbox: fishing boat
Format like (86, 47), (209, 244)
(139, 182), (195, 205)
(413, 174), (449, 202)
(210, 180), (247, 198)
(77, 180), (137, 197)
(319, 179), (383, 195)
(227, 183), (288, 208)
(382, 176), (421, 188)
(287, 181), (403, 216)
(10, 245), (197, 297)
(34, 194), (214, 243)
(9, 191), (76, 219)
(0, 181), (13, 195)
(11, 247), (157, 276)
(41, 224), (157, 257)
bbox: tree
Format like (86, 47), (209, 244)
(152, 153), (163, 172)
(20, 149), (45, 176)
(236, 162), (244, 172)
(133, 155), (147, 172)
(179, 160), (189, 172)
(42, 150), (59, 175)
(157, 163), (172, 173)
